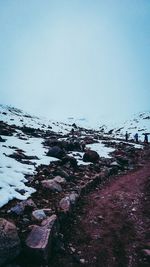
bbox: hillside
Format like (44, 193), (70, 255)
(0, 104), (150, 267)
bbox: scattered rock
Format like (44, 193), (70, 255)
(83, 150), (99, 163)
(142, 249), (150, 257)
(47, 146), (65, 159)
(61, 155), (77, 168)
(0, 136), (6, 142)
(0, 218), (21, 266)
(80, 258), (86, 264)
(26, 215), (58, 263)
(10, 204), (25, 216)
(59, 197), (71, 213)
(41, 179), (62, 192)
(69, 192), (79, 205)
(53, 175), (66, 184)
(32, 209), (47, 222)
(10, 199), (36, 215)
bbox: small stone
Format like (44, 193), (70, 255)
(59, 197), (71, 213)
(32, 209), (47, 222)
(80, 258), (85, 264)
(53, 175), (66, 184)
(132, 208), (136, 212)
(142, 249), (150, 257)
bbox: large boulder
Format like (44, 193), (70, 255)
(61, 155), (77, 168)
(0, 218), (21, 266)
(47, 146), (65, 159)
(26, 215), (58, 263)
(83, 150), (99, 163)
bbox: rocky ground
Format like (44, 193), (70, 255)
(0, 109), (150, 267)
(50, 149), (150, 267)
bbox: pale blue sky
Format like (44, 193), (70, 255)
(0, 0), (150, 123)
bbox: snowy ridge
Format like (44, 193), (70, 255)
(0, 104), (72, 134)
(99, 111), (150, 141)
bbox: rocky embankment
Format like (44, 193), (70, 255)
(0, 117), (149, 267)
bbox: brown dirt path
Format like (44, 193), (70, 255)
(51, 158), (150, 267)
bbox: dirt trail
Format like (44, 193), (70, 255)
(51, 157), (150, 267)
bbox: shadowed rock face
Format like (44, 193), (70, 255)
(0, 218), (21, 266)
(83, 150), (99, 163)
(25, 215), (58, 263)
(47, 146), (66, 159)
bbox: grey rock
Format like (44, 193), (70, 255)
(26, 215), (58, 263)
(59, 197), (71, 213)
(41, 180), (62, 192)
(53, 176), (66, 184)
(69, 192), (79, 205)
(10, 199), (36, 215)
(32, 210), (47, 222)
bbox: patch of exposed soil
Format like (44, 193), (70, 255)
(50, 155), (150, 267)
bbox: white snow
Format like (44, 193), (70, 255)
(68, 151), (90, 165)
(86, 141), (115, 158)
(0, 131), (58, 208)
(0, 104), (72, 134)
(104, 139), (143, 149)
(99, 111), (150, 141)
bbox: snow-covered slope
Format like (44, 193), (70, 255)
(0, 105), (149, 208)
(99, 111), (150, 141)
(0, 104), (73, 134)
(0, 105), (63, 207)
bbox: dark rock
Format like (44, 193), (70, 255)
(7, 151), (39, 162)
(54, 168), (70, 179)
(0, 136), (6, 142)
(10, 199), (36, 215)
(0, 218), (21, 266)
(0, 121), (15, 136)
(116, 156), (129, 167)
(10, 204), (24, 216)
(83, 150), (99, 163)
(26, 215), (58, 263)
(72, 123), (77, 128)
(142, 249), (150, 257)
(47, 146), (65, 159)
(61, 155), (77, 168)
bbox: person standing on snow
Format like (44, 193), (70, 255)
(125, 131), (129, 141)
(134, 133), (138, 143)
(144, 133), (148, 144)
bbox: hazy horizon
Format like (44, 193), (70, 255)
(0, 1), (150, 124)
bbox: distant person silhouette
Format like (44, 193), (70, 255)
(134, 133), (138, 143)
(125, 131), (129, 141)
(71, 128), (75, 136)
(144, 133), (148, 144)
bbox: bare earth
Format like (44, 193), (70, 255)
(51, 154), (150, 267)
